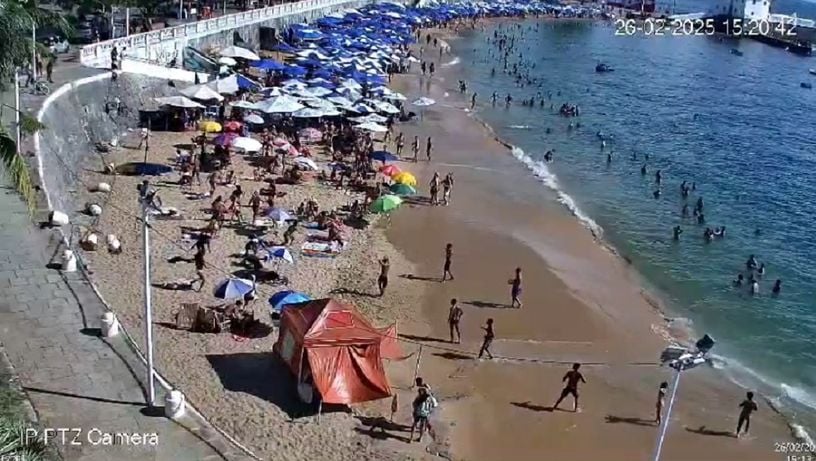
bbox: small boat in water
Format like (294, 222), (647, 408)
(730, 48), (743, 56)
(810, 69), (816, 76)
(595, 63), (614, 73)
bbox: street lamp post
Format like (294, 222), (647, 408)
(138, 180), (158, 406)
(652, 335), (716, 461)
(32, 24), (37, 82)
(14, 70), (21, 151)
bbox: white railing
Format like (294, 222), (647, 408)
(79, 0), (363, 68)
(768, 14), (815, 29)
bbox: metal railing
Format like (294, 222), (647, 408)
(79, 0), (362, 68)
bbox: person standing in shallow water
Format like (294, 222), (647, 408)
(509, 267), (523, 308)
(736, 391), (758, 437)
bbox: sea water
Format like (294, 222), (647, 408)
(449, 0), (816, 438)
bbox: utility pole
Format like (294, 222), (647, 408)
(138, 181), (158, 407)
(32, 25), (37, 81)
(14, 69), (21, 151)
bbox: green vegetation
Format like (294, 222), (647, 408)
(0, 371), (50, 460)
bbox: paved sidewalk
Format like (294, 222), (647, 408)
(0, 187), (228, 461)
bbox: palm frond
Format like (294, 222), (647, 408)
(0, 130), (36, 214)
(19, 113), (46, 136)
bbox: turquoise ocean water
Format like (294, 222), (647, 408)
(449, 0), (816, 439)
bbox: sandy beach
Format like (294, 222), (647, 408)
(67, 17), (797, 461)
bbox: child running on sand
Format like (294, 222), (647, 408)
(478, 318), (494, 359)
(736, 391), (758, 437)
(553, 363), (586, 412)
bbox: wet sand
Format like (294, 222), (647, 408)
(379, 26), (794, 461)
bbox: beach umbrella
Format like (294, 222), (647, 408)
(327, 95), (354, 107)
(230, 100), (256, 109)
(262, 87), (285, 97)
(213, 132), (237, 146)
(213, 277), (255, 300)
(354, 122), (388, 133)
(293, 107), (326, 118)
(218, 56), (237, 66)
(369, 194), (403, 214)
(379, 164), (401, 176)
(180, 84), (224, 102)
(351, 114), (388, 124)
(232, 136), (262, 152)
(207, 75), (240, 94)
(268, 290), (311, 314)
(412, 97), (436, 107)
(252, 59), (286, 71)
(383, 91), (407, 101)
(370, 150), (399, 162)
(199, 120), (222, 133)
(154, 96), (204, 108)
(293, 156), (318, 170)
(223, 120), (242, 132)
(266, 246), (294, 264)
(369, 100), (400, 114)
(254, 96), (305, 114)
(220, 45), (260, 61)
(266, 208), (293, 222)
(392, 171), (417, 186)
(244, 114), (265, 124)
(389, 183), (416, 196)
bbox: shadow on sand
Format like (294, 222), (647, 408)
(605, 415), (656, 426)
(399, 333), (450, 344)
(685, 425), (736, 438)
(354, 416), (411, 442)
(433, 351), (472, 361)
(464, 300), (513, 309)
(511, 401), (554, 412)
(399, 273), (440, 283)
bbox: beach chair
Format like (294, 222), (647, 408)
(175, 303), (199, 331)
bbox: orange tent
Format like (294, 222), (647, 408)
(274, 298), (401, 405)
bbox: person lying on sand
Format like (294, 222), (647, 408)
(153, 279), (197, 291)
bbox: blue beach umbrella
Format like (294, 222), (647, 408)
(370, 150), (399, 162)
(213, 277), (255, 300)
(268, 290), (311, 314)
(252, 59), (285, 71)
(265, 246), (294, 264)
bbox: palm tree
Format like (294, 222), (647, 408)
(0, 0), (67, 212)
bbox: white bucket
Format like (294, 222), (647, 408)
(87, 204), (102, 216)
(165, 389), (186, 418)
(100, 312), (119, 337)
(49, 210), (70, 226)
(96, 182), (112, 193)
(61, 249), (77, 272)
(106, 234), (121, 254)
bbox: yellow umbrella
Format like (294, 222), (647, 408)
(199, 120), (222, 133)
(392, 172), (417, 187)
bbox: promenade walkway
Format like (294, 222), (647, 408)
(0, 53), (252, 461)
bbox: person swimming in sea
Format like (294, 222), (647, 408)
(655, 169), (662, 185)
(703, 227), (713, 242)
(641, 164), (647, 176)
(681, 203), (689, 217)
(696, 212), (705, 224)
(746, 255), (759, 271)
(756, 263), (765, 277)
(673, 225), (683, 240)
(733, 273), (744, 287)
(653, 189), (661, 199)
(713, 226), (726, 238)
(772, 279), (782, 296)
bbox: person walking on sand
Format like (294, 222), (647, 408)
(553, 363), (586, 412)
(509, 267), (523, 308)
(409, 386), (435, 443)
(396, 132), (405, 156)
(448, 298), (463, 343)
(426, 136), (433, 162)
(412, 135), (419, 162)
(429, 172), (440, 206)
(378, 257), (390, 296)
(442, 243), (454, 281)
(193, 246), (206, 292)
(655, 381), (668, 424)
(736, 391), (758, 437)
(478, 319), (495, 359)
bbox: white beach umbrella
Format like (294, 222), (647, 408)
(351, 113), (388, 124)
(243, 114), (265, 124)
(383, 91), (407, 101)
(207, 75), (240, 94)
(412, 97), (436, 107)
(263, 87), (285, 97)
(218, 56), (237, 66)
(220, 45), (260, 61)
(293, 156), (318, 170)
(369, 100), (400, 114)
(230, 100), (256, 109)
(180, 84), (224, 102)
(232, 137), (262, 152)
(282, 79), (307, 89)
(154, 96), (204, 108)
(337, 87), (363, 102)
(354, 122), (388, 133)
(320, 106), (341, 117)
(327, 95), (354, 107)
(292, 107), (326, 118)
(339, 79), (363, 90)
(253, 96), (305, 114)
(304, 98), (336, 111)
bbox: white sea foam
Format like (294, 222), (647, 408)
(442, 56), (461, 67)
(509, 146), (603, 237)
(507, 125), (531, 129)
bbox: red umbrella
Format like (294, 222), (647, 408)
(213, 132), (238, 146)
(380, 164), (402, 177)
(224, 120), (243, 132)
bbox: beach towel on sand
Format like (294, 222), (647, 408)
(301, 241), (343, 258)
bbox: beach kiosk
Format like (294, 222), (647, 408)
(273, 298), (400, 410)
